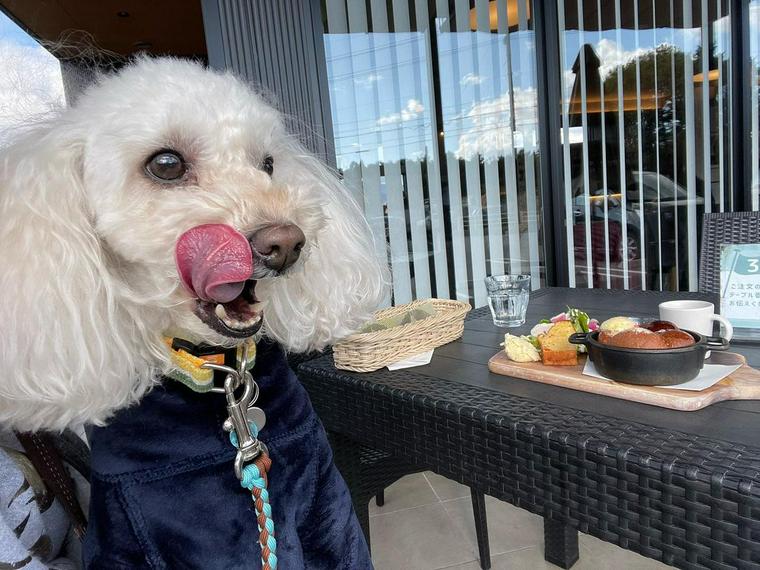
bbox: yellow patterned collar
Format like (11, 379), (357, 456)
(164, 337), (256, 393)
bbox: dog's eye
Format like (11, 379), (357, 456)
(145, 150), (186, 182)
(262, 155), (274, 176)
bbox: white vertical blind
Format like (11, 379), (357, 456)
(322, 0), (545, 307)
(367, 0), (413, 304)
(498, 0), (524, 278)
(558, 0), (734, 292)
(517, 0), (542, 288)
(392, 0), (432, 299)
(633, 0), (647, 290)
(455, 0), (488, 306)
(651, 0), (663, 290)
(578, 0), (593, 287)
(436, 0), (470, 302)
(682, 0), (698, 290)
(477, 0), (507, 280)
(701, 0), (711, 215)
(615, 0), (630, 289)
(331, 5), (382, 297)
(597, 0), (611, 289)
(559, 0), (576, 288)
(348, 2), (387, 266)
(670, 0), (680, 290)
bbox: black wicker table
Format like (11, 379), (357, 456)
(298, 288), (760, 570)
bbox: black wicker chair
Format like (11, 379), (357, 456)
(326, 432), (491, 569)
(699, 211), (760, 293)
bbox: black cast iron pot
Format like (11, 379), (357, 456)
(568, 330), (730, 386)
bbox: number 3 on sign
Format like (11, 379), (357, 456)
(748, 258), (760, 273)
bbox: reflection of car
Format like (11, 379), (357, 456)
(630, 172), (704, 279)
(629, 171), (704, 208)
(572, 171), (704, 288)
(572, 192), (640, 263)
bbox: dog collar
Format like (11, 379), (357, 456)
(164, 337), (256, 393)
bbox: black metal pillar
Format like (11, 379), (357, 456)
(730, 0), (752, 212)
(534, 0), (569, 286)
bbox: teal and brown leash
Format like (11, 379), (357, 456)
(169, 340), (277, 569)
(231, 423), (276, 568)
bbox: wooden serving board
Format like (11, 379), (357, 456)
(488, 350), (760, 411)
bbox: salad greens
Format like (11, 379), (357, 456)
(567, 307), (591, 333)
(539, 306), (598, 333)
(518, 307), (598, 354)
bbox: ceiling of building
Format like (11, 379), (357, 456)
(0, 0), (207, 60)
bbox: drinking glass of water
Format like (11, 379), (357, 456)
(484, 275), (531, 327)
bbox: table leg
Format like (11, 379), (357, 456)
(470, 490), (491, 569)
(327, 431), (371, 552)
(543, 518), (579, 568)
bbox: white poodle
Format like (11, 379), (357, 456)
(1, 57), (388, 568)
(0, 57), (386, 432)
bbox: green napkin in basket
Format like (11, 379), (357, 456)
(360, 301), (437, 333)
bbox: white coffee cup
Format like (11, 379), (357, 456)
(658, 300), (733, 341)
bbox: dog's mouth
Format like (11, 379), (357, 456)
(176, 224), (263, 339)
(194, 279), (263, 338)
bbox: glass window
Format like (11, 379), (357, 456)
(322, 0), (545, 307)
(0, 11), (65, 145)
(558, 0), (732, 291)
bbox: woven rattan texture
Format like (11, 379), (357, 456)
(300, 330), (760, 569)
(700, 211), (760, 294)
(333, 299), (471, 372)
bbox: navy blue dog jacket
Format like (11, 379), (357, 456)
(83, 341), (372, 569)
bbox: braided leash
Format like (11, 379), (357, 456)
(201, 343), (277, 570)
(231, 423), (277, 569)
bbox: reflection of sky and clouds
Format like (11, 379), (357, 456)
(325, 31), (431, 169)
(0, 11), (64, 145)
(323, 10), (544, 302)
(323, 2), (758, 296)
(560, 25), (723, 101)
(324, 14), (745, 175)
(438, 29), (538, 160)
(748, 2), (760, 63)
(558, 4), (742, 290)
(324, 27), (539, 171)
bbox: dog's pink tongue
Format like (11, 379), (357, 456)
(175, 224), (253, 304)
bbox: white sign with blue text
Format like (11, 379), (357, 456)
(720, 243), (760, 336)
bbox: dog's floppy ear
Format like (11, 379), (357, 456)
(0, 124), (157, 431)
(261, 148), (389, 352)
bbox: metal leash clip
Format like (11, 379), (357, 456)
(202, 345), (265, 480)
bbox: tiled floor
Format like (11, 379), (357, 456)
(369, 472), (673, 570)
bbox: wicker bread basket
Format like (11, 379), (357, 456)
(333, 298), (472, 372)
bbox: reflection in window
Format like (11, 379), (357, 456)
(559, 0), (731, 292)
(322, 0), (544, 307)
(0, 11), (65, 146)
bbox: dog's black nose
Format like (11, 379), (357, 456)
(250, 224), (306, 271)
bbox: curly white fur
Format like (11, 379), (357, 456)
(0, 57), (388, 432)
